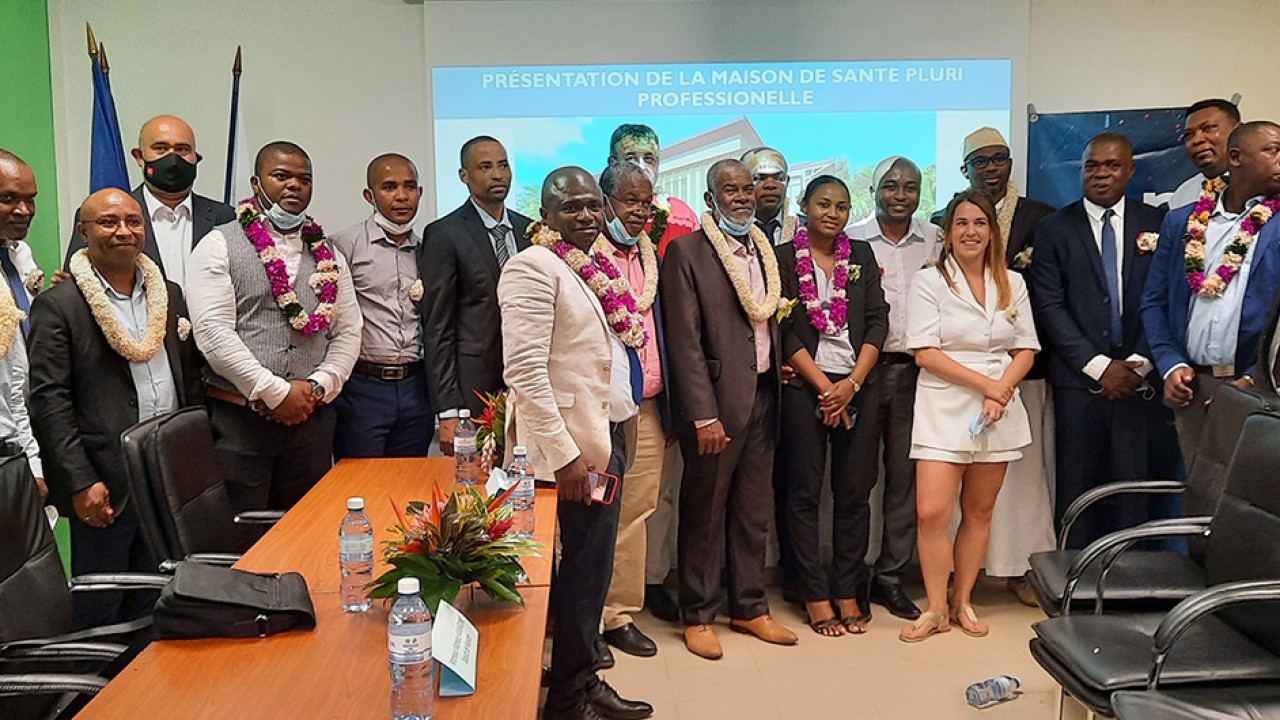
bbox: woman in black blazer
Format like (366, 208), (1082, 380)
(777, 175), (889, 637)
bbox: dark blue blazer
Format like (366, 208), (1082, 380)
(1031, 198), (1166, 389)
(1139, 202), (1280, 378)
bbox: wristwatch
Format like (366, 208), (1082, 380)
(845, 377), (861, 393)
(307, 379), (326, 401)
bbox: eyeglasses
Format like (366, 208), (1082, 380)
(966, 153), (1011, 170)
(608, 195), (656, 215)
(82, 216), (145, 231)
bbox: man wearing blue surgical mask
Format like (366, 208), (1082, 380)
(187, 141), (363, 515)
(660, 159), (797, 660)
(62, 115), (235, 291)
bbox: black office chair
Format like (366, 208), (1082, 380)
(1029, 413), (1280, 717)
(1113, 683), (1280, 720)
(120, 407), (280, 571)
(1026, 384), (1278, 616)
(0, 454), (169, 719)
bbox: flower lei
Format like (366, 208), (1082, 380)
(69, 249), (168, 362)
(793, 227), (851, 335)
(593, 231), (659, 312)
(528, 223), (647, 348)
(996, 180), (1020, 250)
(699, 212), (782, 321)
(1182, 177), (1280, 298)
(649, 194), (671, 244)
(235, 199), (339, 335)
(0, 279), (23, 359)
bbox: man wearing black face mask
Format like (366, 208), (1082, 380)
(62, 115), (234, 290)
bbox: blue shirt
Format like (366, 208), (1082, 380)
(95, 267), (179, 421)
(1185, 196), (1262, 367)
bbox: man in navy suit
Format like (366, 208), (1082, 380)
(1141, 121), (1280, 467)
(63, 115), (234, 290)
(1032, 133), (1179, 547)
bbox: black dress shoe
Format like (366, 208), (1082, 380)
(869, 580), (921, 620)
(587, 680), (654, 720)
(595, 635), (615, 670)
(603, 622), (658, 657)
(644, 583), (680, 622)
(543, 699), (606, 720)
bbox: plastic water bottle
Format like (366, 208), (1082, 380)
(339, 496), (374, 612)
(965, 675), (1021, 709)
(389, 577), (435, 720)
(509, 445), (535, 539)
(454, 410), (479, 487)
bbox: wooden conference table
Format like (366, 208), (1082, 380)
(76, 458), (558, 720)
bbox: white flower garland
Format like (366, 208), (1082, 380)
(593, 231), (659, 312)
(0, 281), (24, 359)
(699, 212), (781, 322)
(996, 180), (1020, 252)
(69, 249), (168, 362)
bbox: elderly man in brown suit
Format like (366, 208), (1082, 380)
(660, 159), (798, 660)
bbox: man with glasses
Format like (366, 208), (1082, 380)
(742, 147), (796, 246)
(953, 127), (1055, 606)
(1168, 99), (1242, 210)
(30, 188), (203, 627)
(605, 124), (698, 258)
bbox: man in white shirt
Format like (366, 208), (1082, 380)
(1031, 133), (1179, 547)
(63, 115), (235, 290)
(1167, 99), (1241, 210)
(743, 147), (796, 245)
(187, 142), (361, 512)
(847, 156), (938, 620)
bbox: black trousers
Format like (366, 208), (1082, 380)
(678, 378), (776, 625)
(546, 421), (627, 710)
(69, 506), (159, 629)
(209, 401), (337, 512)
(781, 373), (872, 601)
(853, 360), (920, 584)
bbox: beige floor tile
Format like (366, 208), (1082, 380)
(674, 697), (780, 720)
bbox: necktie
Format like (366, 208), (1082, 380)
(1100, 209), (1122, 349)
(0, 251), (31, 338)
(760, 219), (781, 244)
(490, 224), (511, 268)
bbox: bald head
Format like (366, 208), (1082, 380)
(0, 150), (36, 241)
(364, 153), (421, 231)
(540, 166), (604, 250)
(78, 189), (145, 272)
(134, 114), (199, 196)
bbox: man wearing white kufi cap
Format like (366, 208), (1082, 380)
(742, 147), (796, 246)
(846, 155), (940, 620)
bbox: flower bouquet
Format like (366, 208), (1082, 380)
(473, 389), (507, 475)
(367, 483), (541, 612)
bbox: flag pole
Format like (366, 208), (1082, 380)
(223, 46), (242, 204)
(86, 22), (97, 60)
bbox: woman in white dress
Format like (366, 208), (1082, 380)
(899, 189), (1040, 642)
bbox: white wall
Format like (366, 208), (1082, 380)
(46, 0), (1279, 247)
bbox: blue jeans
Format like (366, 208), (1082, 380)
(331, 372), (434, 459)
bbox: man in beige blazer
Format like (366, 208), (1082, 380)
(499, 167), (649, 720)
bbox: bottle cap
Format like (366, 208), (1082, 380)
(459, 409), (471, 419)
(347, 496), (364, 511)
(397, 577), (420, 595)
(513, 445), (527, 456)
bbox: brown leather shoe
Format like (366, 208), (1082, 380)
(683, 624), (723, 660)
(728, 614), (798, 646)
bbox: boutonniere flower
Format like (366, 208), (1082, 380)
(409, 279), (424, 302)
(23, 269), (43, 296)
(849, 264), (862, 283)
(1137, 232), (1159, 255)
(177, 317), (192, 342)
(1012, 245), (1034, 270)
(921, 256), (939, 269)
(776, 297), (799, 323)
(1004, 306), (1020, 324)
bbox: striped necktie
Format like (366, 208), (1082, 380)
(489, 224), (511, 268)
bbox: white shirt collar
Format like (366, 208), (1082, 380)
(470, 198), (510, 229)
(141, 184), (193, 221)
(860, 213), (928, 246)
(1083, 196), (1126, 224)
(1213, 194), (1263, 220)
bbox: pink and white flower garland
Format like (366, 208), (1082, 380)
(793, 226), (851, 335)
(235, 199), (340, 335)
(529, 223), (648, 349)
(1183, 178), (1280, 298)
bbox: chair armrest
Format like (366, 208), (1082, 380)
(234, 510), (284, 525)
(1061, 517), (1212, 614)
(1148, 579), (1280, 688)
(185, 553), (242, 566)
(0, 617), (152, 652)
(0, 672), (108, 697)
(1057, 479), (1187, 548)
(69, 572), (171, 592)
(0, 641), (126, 663)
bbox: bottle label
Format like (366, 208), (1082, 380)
(454, 437), (477, 454)
(388, 623), (432, 664)
(339, 535), (374, 562)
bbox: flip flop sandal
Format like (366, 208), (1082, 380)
(951, 604), (989, 637)
(808, 617), (845, 637)
(899, 611), (950, 643)
(840, 616), (868, 634)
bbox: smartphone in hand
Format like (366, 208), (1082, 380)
(587, 470), (619, 505)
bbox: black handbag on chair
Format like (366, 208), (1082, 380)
(152, 562), (316, 639)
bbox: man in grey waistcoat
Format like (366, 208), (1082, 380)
(187, 141), (362, 512)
